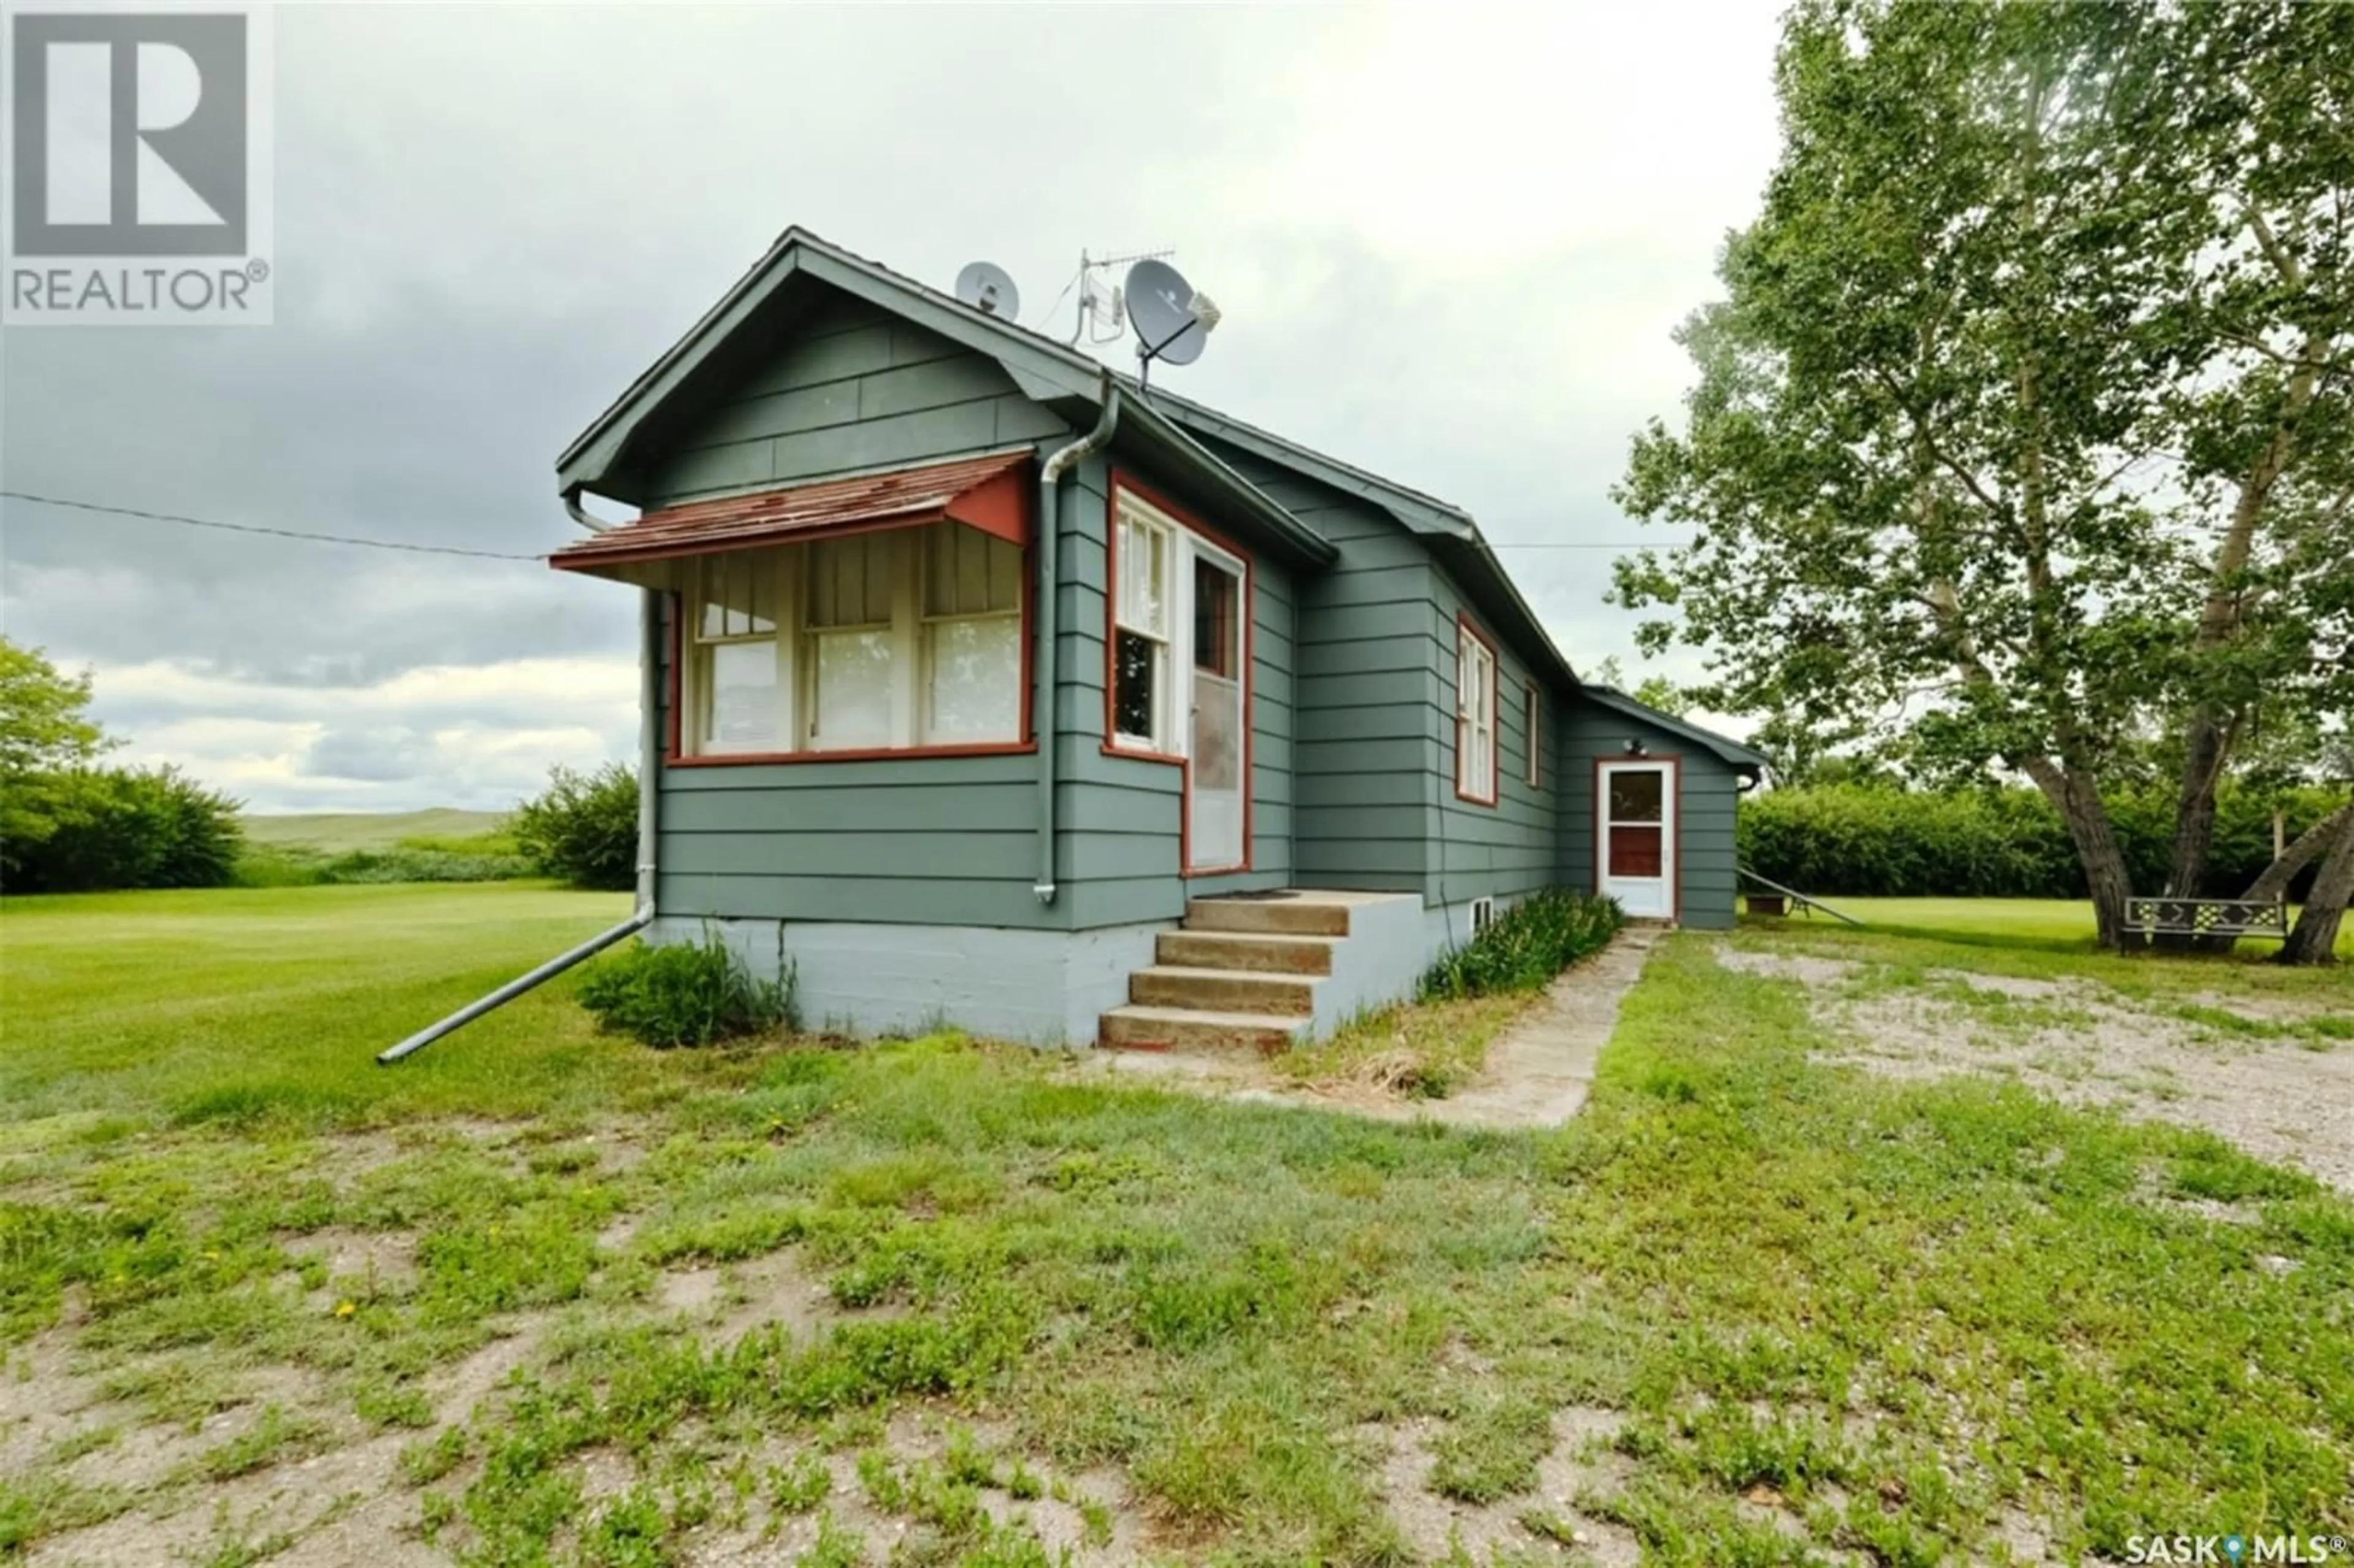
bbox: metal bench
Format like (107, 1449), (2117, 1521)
(2126, 897), (2288, 940)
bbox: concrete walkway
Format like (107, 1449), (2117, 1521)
(1406, 926), (1659, 1129)
(1075, 926), (1663, 1131)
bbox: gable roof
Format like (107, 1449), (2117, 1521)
(1578, 685), (1770, 774)
(557, 226), (1571, 681)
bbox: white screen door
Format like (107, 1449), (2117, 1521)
(1181, 538), (1246, 871)
(1599, 760), (1674, 918)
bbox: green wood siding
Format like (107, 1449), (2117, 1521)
(1428, 561), (1560, 905)
(1556, 696), (1742, 929)
(1203, 438), (1563, 907)
(1202, 442), (1444, 897)
(646, 292), (1074, 930)
(1056, 452), (1296, 916)
(641, 289), (1297, 931)
(641, 294), (1053, 501)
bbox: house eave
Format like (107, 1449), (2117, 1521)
(1575, 683), (1770, 774)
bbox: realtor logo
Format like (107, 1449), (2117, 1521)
(3, 1), (273, 324)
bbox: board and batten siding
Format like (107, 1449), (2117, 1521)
(1556, 696), (1741, 929)
(644, 291), (1073, 930)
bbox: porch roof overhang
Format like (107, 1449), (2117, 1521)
(549, 449), (1032, 578)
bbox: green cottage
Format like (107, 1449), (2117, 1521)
(550, 229), (1766, 1048)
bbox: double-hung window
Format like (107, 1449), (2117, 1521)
(681, 521), (1025, 759)
(1456, 620), (1497, 804)
(1112, 501), (1174, 752)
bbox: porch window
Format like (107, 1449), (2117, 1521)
(1113, 501), (1174, 751)
(921, 522), (1023, 742)
(693, 552), (782, 755)
(681, 522), (1026, 758)
(804, 534), (896, 750)
(1525, 683), (1541, 789)
(1456, 619), (1497, 805)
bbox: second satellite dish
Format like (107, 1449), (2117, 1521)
(1126, 258), (1216, 366)
(954, 262), (1020, 319)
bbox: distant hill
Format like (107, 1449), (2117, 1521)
(240, 809), (509, 851)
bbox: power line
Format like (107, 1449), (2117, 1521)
(0, 487), (1670, 559)
(1, 490), (549, 561)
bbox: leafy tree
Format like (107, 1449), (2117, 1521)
(1614, 0), (2353, 959)
(0, 637), (113, 875)
(0, 637), (107, 777)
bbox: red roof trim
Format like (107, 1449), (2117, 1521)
(551, 450), (1032, 571)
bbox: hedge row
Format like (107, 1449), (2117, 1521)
(1736, 782), (2349, 900)
(2, 766), (244, 893)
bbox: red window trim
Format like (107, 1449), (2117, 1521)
(660, 510), (1039, 766)
(1592, 752), (1682, 924)
(1453, 612), (1499, 807)
(1103, 470), (1255, 877)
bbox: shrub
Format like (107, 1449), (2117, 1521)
(1420, 889), (1623, 1002)
(577, 932), (795, 1048)
(1737, 781), (2348, 900)
(2, 766), (243, 893)
(511, 762), (638, 891)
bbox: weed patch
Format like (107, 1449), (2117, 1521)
(579, 932), (797, 1049)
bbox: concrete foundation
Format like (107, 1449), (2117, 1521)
(649, 915), (1166, 1048)
(652, 886), (1547, 1048)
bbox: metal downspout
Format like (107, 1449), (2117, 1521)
(378, 495), (660, 1064)
(1034, 376), (1121, 904)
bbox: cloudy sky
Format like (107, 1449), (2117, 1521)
(1, 3), (1785, 813)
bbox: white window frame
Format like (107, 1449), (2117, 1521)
(1525, 683), (1541, 790)
(679, 524), (1025, 760)
(799, 533), (904, 752)
(1110, 496), (1177, 755)
(1456, 618), (1498, 805)
(689, 552), (791, 757)
(919, 521), (1026, 745)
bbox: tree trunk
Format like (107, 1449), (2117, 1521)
(2277, 810), (2354, 965)
(2162, 710), (2229, 903)
(2242, 801), (2353, 904)
(2024, 760), (2133, 948)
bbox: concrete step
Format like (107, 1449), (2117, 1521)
(1129, 964), (1316, 1017)
(1099, 1004), (1304, 1056)
(1184, 894), (1353, 937)
(1156, 929), (1336, 976)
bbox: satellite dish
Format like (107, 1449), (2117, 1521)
(954, 261), (1021, 319)
(1126, 258), (1215, 367)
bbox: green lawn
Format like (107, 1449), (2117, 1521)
(0, 881), (633, 1125)
(1, 885), (2348, 1566)
(1758, 893), (2354, 957)
(240, 809), (510, 852)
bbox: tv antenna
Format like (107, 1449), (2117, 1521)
(1064, 246), (1170, 347)
(1124, 257), (1220, 394)
(953, 261), (1021, 319)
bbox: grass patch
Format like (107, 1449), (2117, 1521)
(1, 884), (2348, 1563)
(1276, 991), (1536, 1098)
